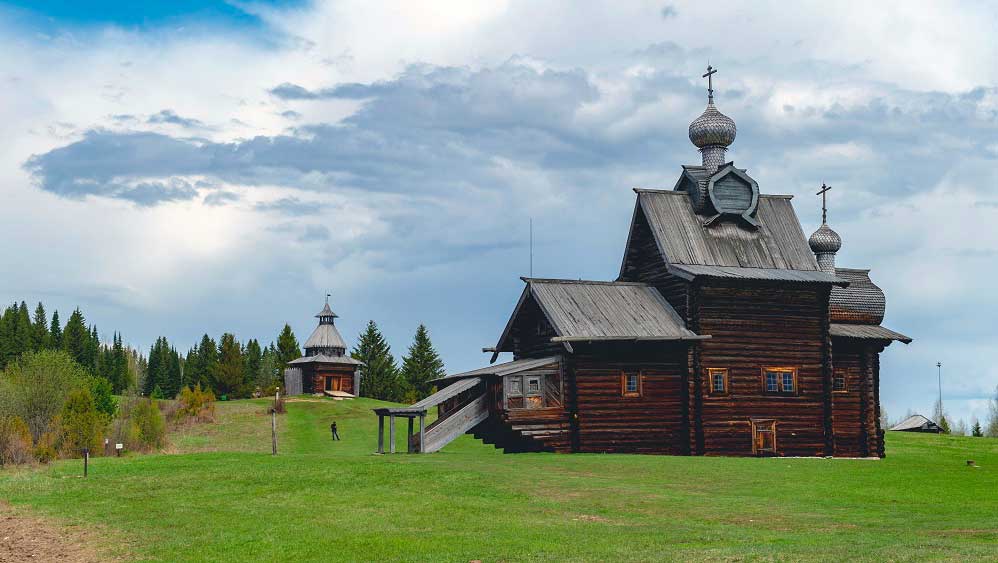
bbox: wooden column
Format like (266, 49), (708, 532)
(859, 346), (871, 458)
(418, 413), (426, 454)
(820, 285), (834, 456)
(407, 417), (414, 453)
(690, 281), (704, 456)
(389, 414), (396, 454)
(377, 415), (385, 454)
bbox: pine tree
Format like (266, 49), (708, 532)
(244, 339), (263, 391)
(0, 303), (14, 368)
(31, 302), (49, 351)
(400, 324), (445, 401)
(166, 346), (182, 398)
(351, 320), (400, 401)
(215, 333), (246, 398)
(187, 334), (218, 391)
(276, 324), (301, 367)
(13, 302), (32, 360)
(62, 309), (89, 367)
(49, 310), (63, 349)
(971, 418), (983, 437)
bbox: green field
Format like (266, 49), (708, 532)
(1, 398), (996, 562)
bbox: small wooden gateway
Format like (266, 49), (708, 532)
(378, 68), (910, 457)
(284, 299), (362, 397)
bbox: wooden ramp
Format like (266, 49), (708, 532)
(373, 377), (487, 454)
(322, 390), (355, 400)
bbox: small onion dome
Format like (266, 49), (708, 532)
(809, 223), (842, 254)
(688, 100), (737, 148)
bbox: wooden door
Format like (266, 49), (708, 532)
(752, 420), (777, 455)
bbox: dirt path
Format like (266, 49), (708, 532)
(0, 501), (112, 562)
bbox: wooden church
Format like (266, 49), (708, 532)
(375, 68), (910, 457)
(284, 299), (362, 397)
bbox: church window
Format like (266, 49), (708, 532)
(762, 367), (797, 395)
(707, 368), (728, 395)
(833, 374), (846, 392)
(621, 371), (642, 398)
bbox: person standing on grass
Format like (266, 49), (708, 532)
(330, 421), (340, 441)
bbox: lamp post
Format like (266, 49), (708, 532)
(936, 362), (942, 418)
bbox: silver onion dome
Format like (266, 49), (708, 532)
(809, 223), (842, 254)
(688, 100), (737, 149)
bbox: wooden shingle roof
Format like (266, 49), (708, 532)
(829, 323), (911, 344)
(493, 278), (707, 361)
(633, 189), (843, 281)
(831, 268), (886, 324)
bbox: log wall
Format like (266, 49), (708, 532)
(696, 281), (829, 456)
(567, 342), (688, 454)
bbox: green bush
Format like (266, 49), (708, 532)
(0, 416), (34, 466)
(88, 376), (118, 418)
(176, 384), (216, 423)
(58, 387), (106, 457)
(133, 398), (166, 450)
(0, 350), (89, 442)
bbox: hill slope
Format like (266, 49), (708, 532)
(1, 398), (997, 561)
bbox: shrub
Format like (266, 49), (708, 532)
(34, 429), (59, 464)
(176, 384), (216, 423)
(59, 387), (106, 457)
(269, 395), (286, 415)
(133, 398), (166, 450)
(89, 376), (118, 418)
(0, 416), (34, 466)
(0, 350), (89, 442)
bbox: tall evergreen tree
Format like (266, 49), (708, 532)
(31, 302), (49, 351)
(187, 334), (218, 391)
(0, 303), (15, 367)
(400, 324), (445, 401)
(13, 302), (32, 360)
(351, 320), (400, 401)
(62, 309), (89, 367)
(276, 324), (301, 367)
(971, 418), (983, 437)
(244, 338), (263, 390)
(49, 310), (63, 349)
(216, 333), (246, 397)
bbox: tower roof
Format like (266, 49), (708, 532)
(688, 100), (737, 149)
(809, 223), (842, 254)
(315, 302), (338, 319)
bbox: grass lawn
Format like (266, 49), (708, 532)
(1, 398), (997, 561)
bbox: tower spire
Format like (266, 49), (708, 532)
(808, 183), (842, 273)
(703, 64), (717, 102)
(689, 65), (736, 173)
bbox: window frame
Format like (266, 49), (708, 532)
(706, 367), (729, 396)
(832, 369), (847, 393)
(760, 367), (798, 396)
(620, 370), (643, 398)
(751, 419), (778, 455)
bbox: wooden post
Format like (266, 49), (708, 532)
(419, 413), (426, 454)
(377, 415), (385, 454)
(271, 410), (278, 456)
(389, 414), (396, 454)
(82, 448), (89, 477)
(407, 417), (414, 453)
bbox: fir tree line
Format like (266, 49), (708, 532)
(351, 321), (445, 403)
(0, 301), (140, 394)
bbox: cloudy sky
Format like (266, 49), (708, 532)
(2, 0), (997, 425)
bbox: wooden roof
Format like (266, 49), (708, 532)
(890, 414), (940, 432)
(429, 356), (560, 384)
(669, 264), (845, 285)
(829, 323), (911, 344)
(493, 279), (706, 360)
(831, 268), (886, 323)
(303, 322), (348, 351)
(287, 353), (363, 366)
(633, 189), (830, 275)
